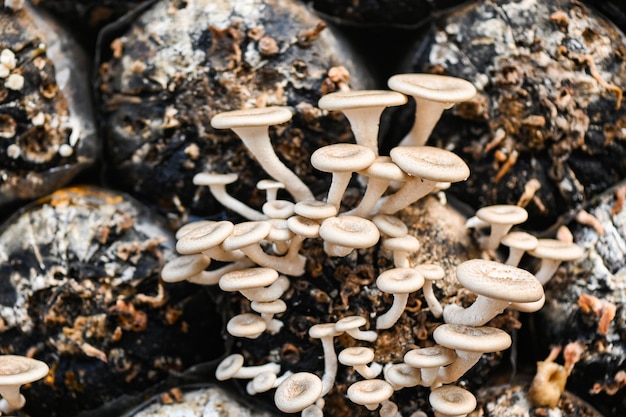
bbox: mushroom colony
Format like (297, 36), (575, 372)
(161, 73), (584, 417)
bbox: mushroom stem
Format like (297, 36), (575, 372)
(0, 389), (25, 413)
(234, 362), (281, 379)
(325, 171), (353, 209)
(535, 259), (561, 285)
(240, 243), (306, 277)
(342, 107), (386, 154)
(354, 362), (383, 379)
(399, 99), (450, 147)
(232, 126), (314, 202)
(187, 261), (254, 285)
(423, 280), (443, 318)
(376, 177), (437, 214)
(376, 293), (409, 329)
(505, 248), (525, 267)
(348, 177), (390, 217)
(201, 180), (266, 221)
(319, 336), (338, 396)
(435, 350), (483, 386)
(442, 295), (510, 327)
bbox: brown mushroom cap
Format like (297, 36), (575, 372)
(433, 323), (512, 353)
(219, 267), (280, 292)
(176, 220), (234, 255)
(319, 216), (380, 248)
(387, 73), (476, 104)
(455, 259), (543, 303)
(429, 385), (477, 416)
(529, 238), (584, 261)
(318, 90), (407, 110)
(210, 106), (292, 129)
(390, 146), (470, 183)
(376, 267), (425, 294)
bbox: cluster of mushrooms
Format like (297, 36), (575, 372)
(161, 73), (584, 417)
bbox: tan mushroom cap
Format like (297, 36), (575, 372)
(376, 267), (425, 294)
(383, 235), (420, 253)
(160, 254), (211, 282)
(175, 220), (215, 240)
(319, 216), (380, 248)
(500, 231), (539, 251)
(176, 220), (235, 255)
(318, 90), (407, 110)
(390, 146), (470, 183)
(215, 354), (246, 380)
(210, 106), (292, 129)
(311, 143), (376, 173)
(359, 156), (407, 182)
(372, 214), (408, 237)
(433, 323), (512, 353)
(309, 322), (342, 339)
(287, 215), (321, 238)
(529, 238), (584, 261)
(221, 221), (271, 251)
(347, 379), (394, 410)
(257, 179), (285, 192)
(0, 355), (49, 386)
(338, 347), (375, 366)
(476, 204), (528, 226)
(226, 313), (267, 338)
(192, 172), (238, 186)
(274, 372), (323, 413)
(455, 259), (543, 303)
(219, 267), (280, 292)
(404, 345), (456, 368)
(387, 73), (477, 104)
(263, 200), (295, 219)
(335, 316), (367, 333)
(414, 263), (445, 281)
(251, 299), (287, 315)
(267, 219), (293, 241)
(383, 363), (422, 388)
(294, 200), (338, 220)
(429, 385), (477, 416)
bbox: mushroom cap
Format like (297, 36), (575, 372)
(215, 354), (245, 381)
(176, 220), (235, 255)
(347, 379), (394, 408)
(384, 363), (422, 388)
(175, 220), (215, 240)
(359, 156), (408, 182)
(319, 216), (380, 248)
(404, 345), (456, 368)
(429, 385), (477, 416)
(0, 355), (49, 386)
(226, 313), (267, 338)
(382, 234), (420, 253)
(318, 90), (407, 110)
(267, 218), (293, 241)
(338, 347), (375, 366)
(372, 214), (408, 238)
(376, 267), (425, 294)
(251, 299), (287, 314)
(274, 372), (323, 413)
(287, 215), (321, 238)
(210, 106), (292, 129)
(309, 322), (342, 339)
(476, 204), (528, 226)
(263, 200), (295, 219)
(433, 323), (512, 353)
(294, 200), (338, 220)
(455, 259), (543, 303)
(335, 316), (367, 332)
(414, 263), (445, 281)
(311, 143), (376, 173)
(529, 238), (584, 261)
(219, 267), (280, 292)
(500, 231), (539, 251)
(222, 221), (272, 251)
(160, 254), (211, 282)
(193, 172), (239, 186)
(257, 179), (285, 191)
(250, 371), (278, 393)
(390, 146), (470, 183)
(387, 73), (476, 103)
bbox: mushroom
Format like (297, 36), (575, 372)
(335, 315), (377, 342)
(247, 370), (293, 395)
(285, 215), (321, 260)
(239, 275), (291, 302)
(263, 200), (295, 220)
(274, 372), (323, 414)
(348, 156), (408, 217)
(382, 234), (420, 268)
(414, 263), (445, 318)
(193, 173), (266, 221)
(429, 385), (477, 417)
(222, 221), (306, 276)
(387, 73), (476, 147)
(309, 323), (342, 396)
(432, 323), (512, 385)
(403, 345), (456, 387)
(160, 253), (249, 286)
(338, 347), (383, 379)
(175, 220), (215, 240)
(319, 215), (380, 257)
(226, 313), (268, 339)
(215, 353), (280, 381)
(257, 179), (285, 202)
(376, 267), (425, 329)
(267, 218), (293, 254)
(176, 220), (246, 262)
(372, 214), (409, 238)
(442, 259), (544, 326)
(377, 146), (469, 214)
(346, 379), (394, 411)
(529, 238), (584, 285)
(219, 267), (280, 293)
(318, 90), (407, 154)
(251, 299), (287, 334)
(0, 355), (49, 414)
(475, 204), (528, 250)
(311, 143), (376, 209)
(210, 107), (314, 202)
(500, 231), (538, 266)
(293, 200), (338, 222)
(383, 363), (422, 390)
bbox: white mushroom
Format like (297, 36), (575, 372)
(226, 313), (268, 339)
(239, 275), (291, 302)
(251, 299), (287, 334)
(376, 267), (425, 329)
(335, 316), (377, 342)
(500, 231), (538, 267)
(318, 90), (407, 154)
(160, 254), (249, 286)
(403, 345), (456, 387)
(274, 372), (323, 414)
(215, 353), (280, 381)
(247, 370), (293, 395)
(372, 214), (409, 238)
(193, 173), (266, 221)
(429, 385), (477, 417)
(346, 379), (394, 411)
(387, 73), (476, 147)
(475, 204), (528, 250)
(309, 323), (342, 396)
(257, 179), (285, 202)
(319, 215), (380, 257)
(176, 220), (235, 256)
(529, 238), (584, 285)
(414, 263), (445, 318)
(382, 234), (420, 268)
(338, 347), (382, 379)
(0, 355), (49, 414)
(293, 200), (338, 222)
(383, 363), (422, 390)
(210, 107), (314, 202)
(263, 200), (296, 220)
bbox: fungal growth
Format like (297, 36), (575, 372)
(160, 72), (584, 417)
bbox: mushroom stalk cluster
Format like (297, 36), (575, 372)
(159, 72), (584, 417)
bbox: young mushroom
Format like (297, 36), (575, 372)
(193, 172), (266, 221)
(0, 355), (49, 414)
(387, 73), (476, 147)
(257, 179), (285, 202)
(251, 299), (287, 334)
(382, 234), (420, 268)
(318, 90), (407, 154)
(319, 215), (380, 257)
(210, 107), (314, 202)
(414, 263), (445, 318)
(429, 384), (477, 417)
(338, 347), (382, 379)
(293, 200), (339, 222)
(215, 353), (280, 381)
(383, 363), (423, 390)
(475, 204), (528, 250)
(442, 259), (544, 326)
(529, 238), (584, 285)
(274, 372), (323, 414)
(372, 213), (409, 238)
(239, 275), (291, 303)
(500, 231), (538, 266)
(377, 146), (470, 214)
(376, 267), (425, 329)
(226, 313), (268, 339)
(346, 379), (394, 411)
(247, 370), (293, 395)
(403, 345), (456, 387)
(161, 253), (249, 286)
(311, 143), (376, 209)
(335, 315), (377, 342)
